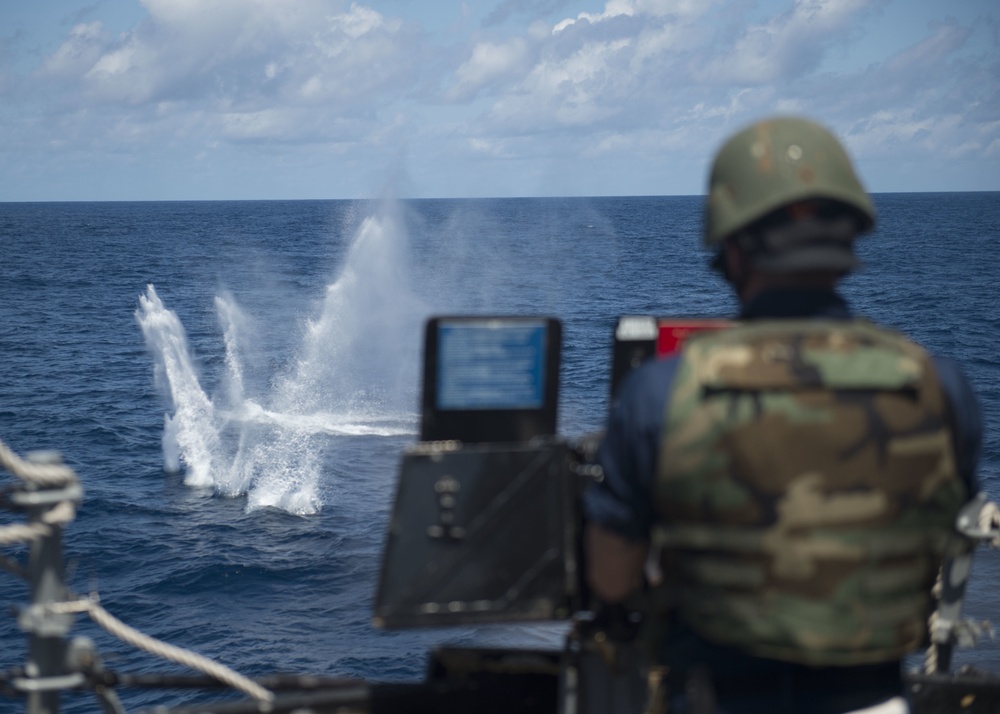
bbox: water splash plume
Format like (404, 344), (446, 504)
(135, 201), (424, 515)
(135, 286), (220, 489)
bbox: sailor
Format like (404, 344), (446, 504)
(583, 116), (982, 714)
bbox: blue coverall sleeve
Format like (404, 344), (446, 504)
(582, 357), (680, 541)
(933, 355), (983, 493)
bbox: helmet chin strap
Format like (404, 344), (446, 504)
(712, 211), (859, 292)
(760, 215), (857, 251)
(731, 256), (753, 303)
(714, 240), (752, 299)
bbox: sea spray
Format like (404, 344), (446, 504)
(274, 201), (424, 417)
(135, 285), (220, 487)
(136, 200), (425, 515)
(215, 292), (247, 409)
(162, 414), (182, 473)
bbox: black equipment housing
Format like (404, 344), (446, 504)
(373, 440), (582, 628)
(420, 316), (561, 443)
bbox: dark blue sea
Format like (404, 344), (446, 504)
(1, 194), (998, 712)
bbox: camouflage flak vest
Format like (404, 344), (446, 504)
(653, 319), (967, 666)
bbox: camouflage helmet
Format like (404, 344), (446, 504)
(704, 117), (876, 255)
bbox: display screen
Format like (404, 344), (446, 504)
(436, 319), (547, 410)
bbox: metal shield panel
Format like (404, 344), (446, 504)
(373, 441), (577, 628)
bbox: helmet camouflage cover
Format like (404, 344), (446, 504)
(704, 117), (876, 250)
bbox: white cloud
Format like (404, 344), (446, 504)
(884, 21), (972, 74)
(439, 0), (997, 196)
(4, 0), (998, 199)
(485, 36), (634, 129)
(683, 89), (764, 122)
(455, 1), (718, 135)
(450, 37), (533, 99)
(40, 1), (421, 112)
(467, 137), (513, 157)
(553, 0), (708, 32)
(698, 0), (882, 84)
(42, 22), (110, 78)
(442, 0), (999, 190)
(86, 42), (136, 79)
(332, 2), (391, 38)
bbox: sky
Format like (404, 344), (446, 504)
(0, 0), (997, 201)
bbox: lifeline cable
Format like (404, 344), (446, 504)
(0, 436), (275, 707)
(46, 597), (274, 705)
(980, 501), (1000, 548)
(923, 498), (1000, 674)
(0, 438), (78, 546)
(0, 439), (77, 488)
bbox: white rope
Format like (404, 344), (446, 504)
(0, 438), (78, 547)
(924, 609), (940, 674)
(0, 501), (79, 547)
(979, 501), (1000, 548)
(923, 504), (1000, 675)
(41, 499), (77, 526)
(2, 437), (273, 705)
(0, 522), (52, 546)
(923, 566), (943, 675)
(50, 597), (274, 705)
(0, 438), (77, 488)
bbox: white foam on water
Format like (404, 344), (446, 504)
(135, 200), (424, 515)
(228, 402), (413, 437)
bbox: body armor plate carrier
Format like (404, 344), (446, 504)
(653, 320), (966, 666)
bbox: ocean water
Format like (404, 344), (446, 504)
(0, 194), (998, 711)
